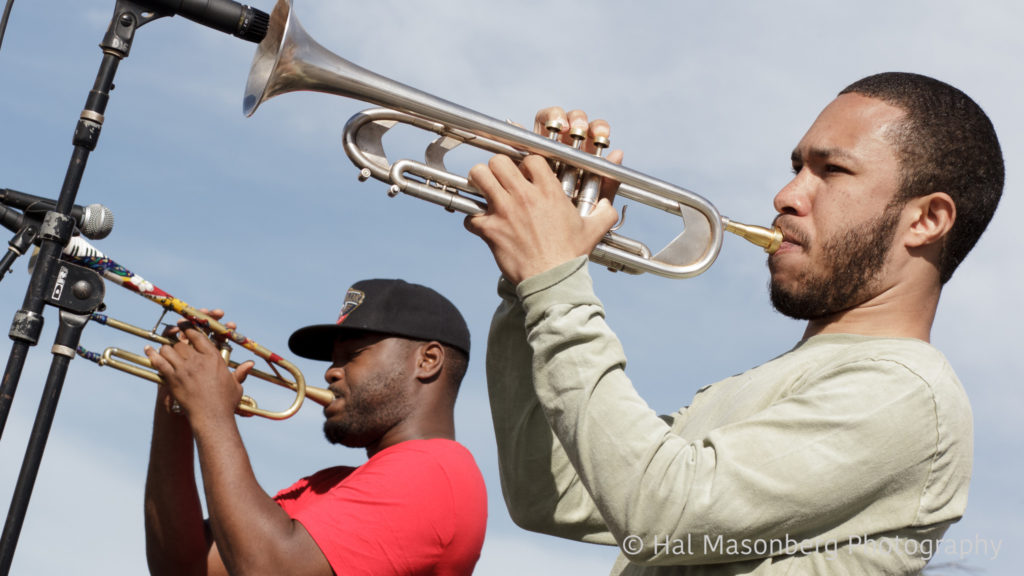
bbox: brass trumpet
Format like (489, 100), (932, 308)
(243, 0), (783, 279)
(62, 237), (334, 420)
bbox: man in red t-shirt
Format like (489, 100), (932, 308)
(143, 279), (487, 575)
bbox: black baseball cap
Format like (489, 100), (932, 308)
(288, 279), (470, 361)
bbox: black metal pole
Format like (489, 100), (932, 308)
(0, 256), (106, 574)
(0, 2), (269, 571)
(0, 4), (141, 573)
(0, 311), (92, 575)
(0, 224), (38, 282)
(0, 0), (135, 443)
(0, 0), (270, 438)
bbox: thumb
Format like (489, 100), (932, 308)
(583, 198), (620, 242)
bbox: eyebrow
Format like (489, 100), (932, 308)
(791, 146), (858, 163)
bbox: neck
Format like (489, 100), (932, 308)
(365, 413), (456, 458)
(802, 278), (941, 342)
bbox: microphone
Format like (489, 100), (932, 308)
(0, 206), (110, 264)
(0, 205), (38, 237)
(0, 189), (115, 240)
(137, 0), (271, 43)
(21, 228), (108, 275)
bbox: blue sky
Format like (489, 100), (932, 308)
(1, 1), (1021, 574)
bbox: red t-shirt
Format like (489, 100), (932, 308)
(274, 439), (487, 575)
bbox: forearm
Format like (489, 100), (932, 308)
(516, 260), (675, 541)
(144, 393), (210, 576)
(191, 415), (310, 576)
(144, 330), (329, 576)
(488, 266), (613, 544)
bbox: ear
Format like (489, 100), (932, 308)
(413, 341), (445, 382)
(903, 192), (955, 249)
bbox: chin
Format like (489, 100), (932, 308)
(767, 269), (803, 299)
(324, 422), (376, 448)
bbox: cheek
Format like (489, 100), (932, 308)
(809, 199), (871, 249)
(351, 367), (402, 402)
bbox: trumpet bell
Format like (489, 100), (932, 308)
(243, 0), (298, 116)
(244, 0), (389, 118)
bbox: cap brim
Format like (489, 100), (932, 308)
(287, 324), (373, 361)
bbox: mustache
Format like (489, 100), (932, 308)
(771, 214), (810, 247)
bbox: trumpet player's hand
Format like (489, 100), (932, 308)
(465, 108), (623, 284)
(145, 323), (254, 426)
(153, 308), (240, 415)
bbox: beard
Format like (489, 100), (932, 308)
(769, 202), (903, 320)
(323, 367), (413, 448)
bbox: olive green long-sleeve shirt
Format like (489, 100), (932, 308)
(487, 257), (971, 575)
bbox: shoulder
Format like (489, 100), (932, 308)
(707, 335), (963, 405)
(276, 441), (487, 574)
(379, 440), (488, 515)
(367, 440), (488, 542)
(803, 336), (973, 525)
(714, 334), (973, 435)
(821, 335), (950, 370)
(815, 336), (964, 401)
(274, 465), (357, 503)
(278, 440), (485, 519)
(787, 334), (961, 390)
(369, 439), (484, 483)
(789, 335), (972, 439)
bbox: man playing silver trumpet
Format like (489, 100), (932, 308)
(465, 72), (1003, 574)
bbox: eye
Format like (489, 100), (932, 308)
(824, 163), (852, 175)
(345, 343), (376, 363)
(790, 162), (803, 175)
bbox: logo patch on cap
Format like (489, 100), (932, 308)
(336, 288), (365, 324)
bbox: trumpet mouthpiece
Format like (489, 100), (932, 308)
(722, 218), (783, 254)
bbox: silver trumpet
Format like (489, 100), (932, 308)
(243, 0), (783, 279)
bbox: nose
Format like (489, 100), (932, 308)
(324, 364), (344, 386)
(773, 170), (812, 217)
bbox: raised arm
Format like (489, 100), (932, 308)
(144, 386), (215, 576)
(144, 328), (331, 576)
(486, 272), (615, 544)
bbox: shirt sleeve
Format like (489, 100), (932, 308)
(486, 258), (618, 545)
(511, 258), (947, 566)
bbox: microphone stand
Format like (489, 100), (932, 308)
(0, 3), (166, 572)
(0, 223), (37, 282)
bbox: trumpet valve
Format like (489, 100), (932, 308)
(569, 127), (587, 148)
(219, 341), (233, 363)
(544, 120), (564, 139)
(575, 135), (610, 216)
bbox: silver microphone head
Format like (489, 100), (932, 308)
(81, 204), (114, 239)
